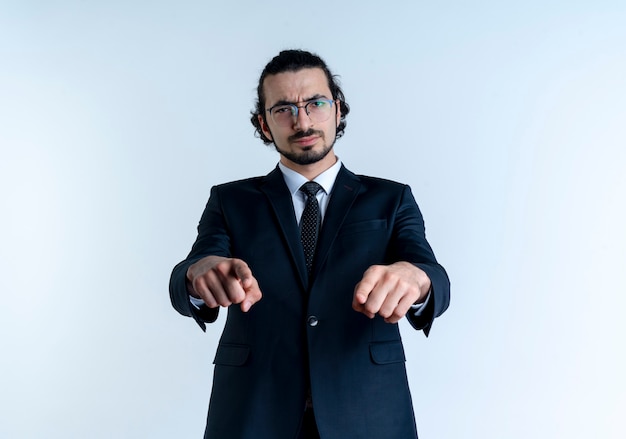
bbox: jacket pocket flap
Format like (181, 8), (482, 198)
(369, 341), (406, 365)
(213, 344), (250, 366)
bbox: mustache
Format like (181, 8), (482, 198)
(289, 129), (324, 141)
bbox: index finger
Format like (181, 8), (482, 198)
(231, 259), (254, 289)
(353, 279), (373, 306)
(353, 265), (384, 304)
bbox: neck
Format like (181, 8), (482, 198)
(280, 153), (338, 180)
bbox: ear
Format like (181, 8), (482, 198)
(335, 99), (341, 126)
(258, 114), (273, 141)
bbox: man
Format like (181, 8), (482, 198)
(170, 49), (450, 439)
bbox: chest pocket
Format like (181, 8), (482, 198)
(337, 219), (387, 237)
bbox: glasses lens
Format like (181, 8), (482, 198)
(306, 100), (332, 123)
(270, 105), (296, 126)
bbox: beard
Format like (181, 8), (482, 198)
(273, 129), (336, 165)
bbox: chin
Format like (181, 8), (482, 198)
(276, 140), (335, 166)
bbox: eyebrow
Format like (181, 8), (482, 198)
(270, 94), (330, 107)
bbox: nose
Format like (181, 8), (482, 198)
(293, 105), (313, 131)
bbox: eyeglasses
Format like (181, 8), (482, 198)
(266, 99), (335, 127)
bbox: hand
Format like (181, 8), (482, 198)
(352, 262), (431, 324)
(186, 256), (262, 313)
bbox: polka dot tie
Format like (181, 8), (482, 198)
(300, 181), (322, 275)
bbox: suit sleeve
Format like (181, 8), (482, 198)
(169, 186), (231, 330)
(390, 185), (450, 336)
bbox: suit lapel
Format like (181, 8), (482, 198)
(260, 167), (309, 290)
(312, 166), (361, 281)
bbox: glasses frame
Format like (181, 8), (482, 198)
(266, 98), (336, 126)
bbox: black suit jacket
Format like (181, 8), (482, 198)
(170, 165), (450, 439)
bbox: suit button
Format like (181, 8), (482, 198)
(307, 316), (319, 327)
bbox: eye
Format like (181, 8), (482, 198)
(308, 100), (330, 113)
(273, 106), (292, 114)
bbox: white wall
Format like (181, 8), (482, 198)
(1, 1), (624, 437)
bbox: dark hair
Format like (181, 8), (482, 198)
(250, 49), (350, 144)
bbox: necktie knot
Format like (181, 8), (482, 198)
(300, 181), (322, 198)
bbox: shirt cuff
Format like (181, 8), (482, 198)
(189, 296), (205, 309)
(410, 288), (431, 317)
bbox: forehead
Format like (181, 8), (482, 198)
(262, 67), (331, 106)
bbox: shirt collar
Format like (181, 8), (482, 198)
(278, 158), (343, 196)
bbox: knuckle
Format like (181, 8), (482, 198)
(379, 307), (391, 318)
(233, 258), (248, 270)
(214, 260), (229, 273)
(203, 295), (217, 308)
(370, 265), (384, 275)
(364, 302), (378, 314)
(392, 308), (404, 320)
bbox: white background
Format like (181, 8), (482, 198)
(1, 1), (625, 438)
